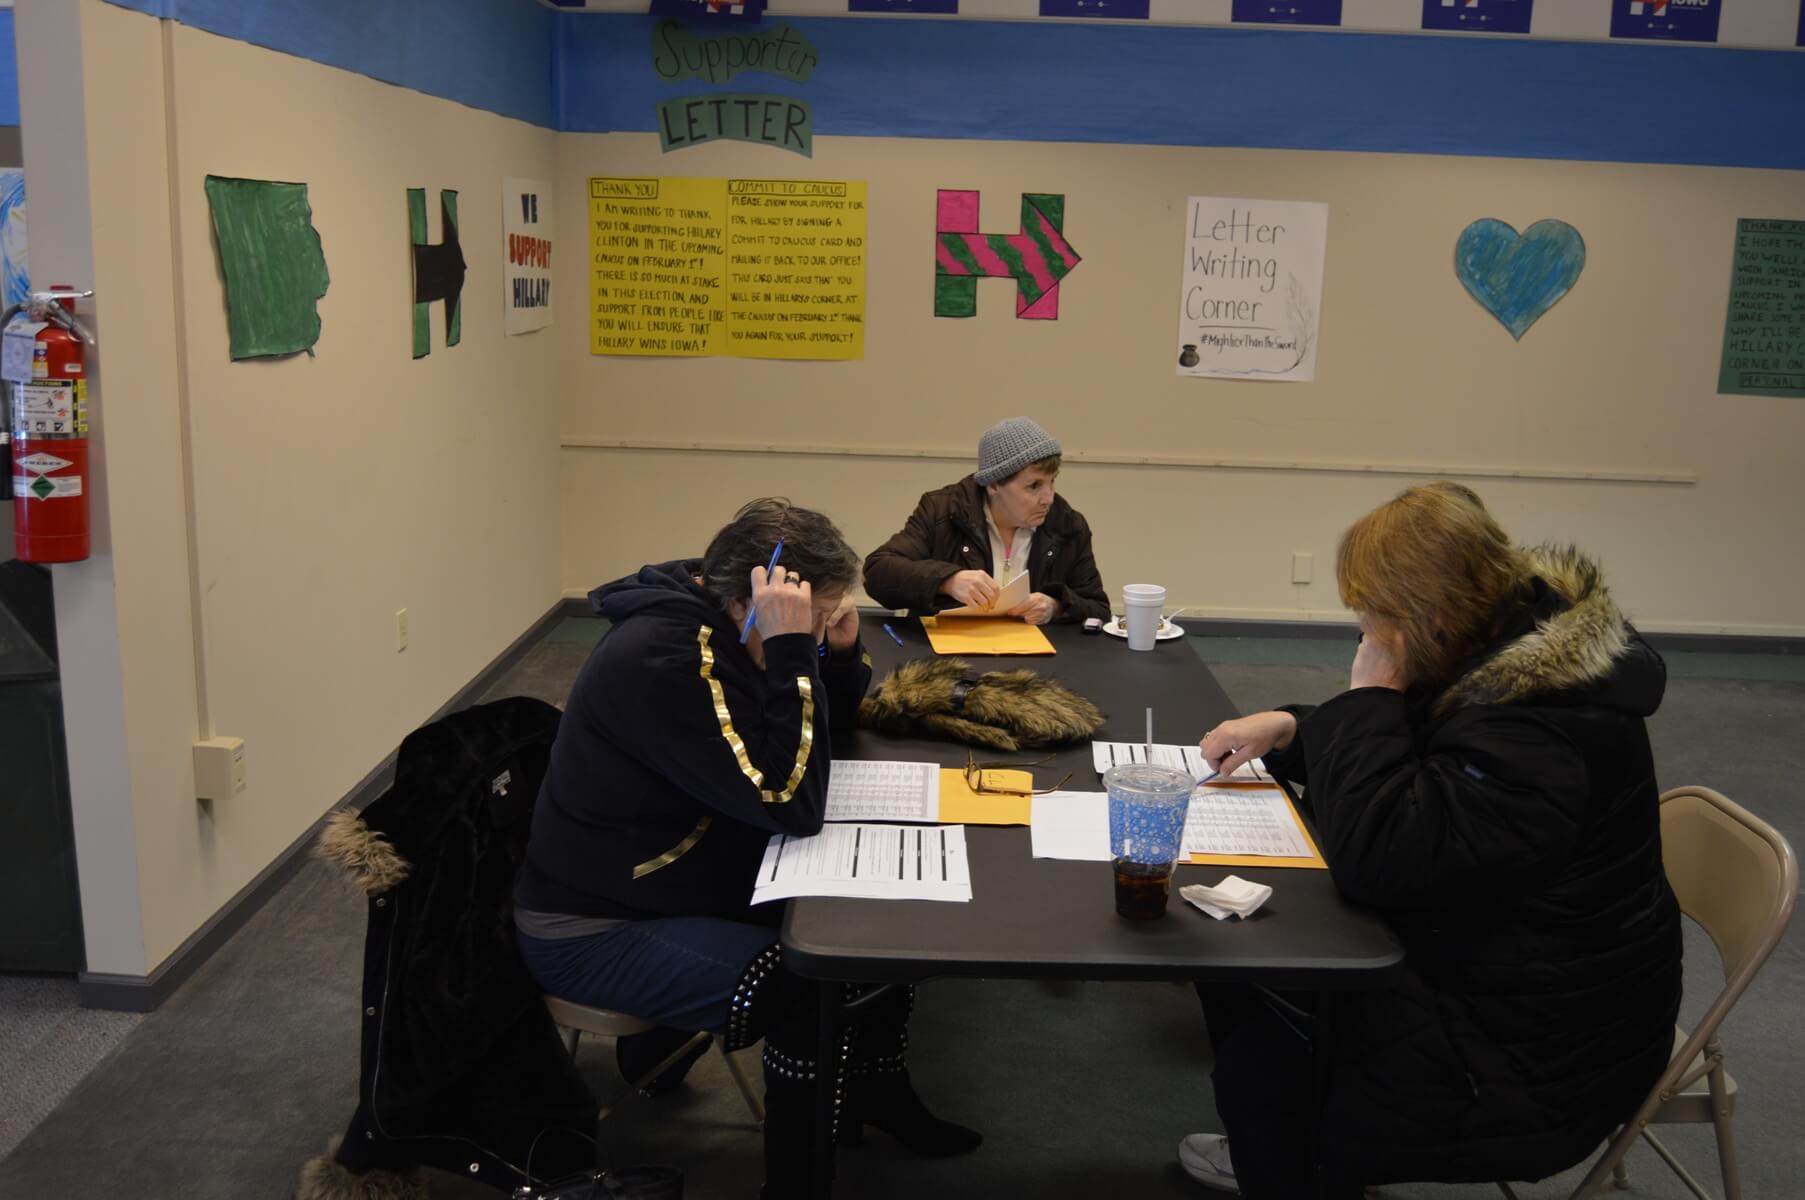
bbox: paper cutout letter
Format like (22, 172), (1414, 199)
(657, 94), (813, 157)
(934, 191), (1080, 320)
(1454, 218), (1585, 341)
(204, 176), (330, 360)
(409, 188), (466, 358)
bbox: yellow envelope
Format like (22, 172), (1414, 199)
(936, 767), (1032, 825)
(1188, 789), (1328, 870)
(921, 616), (1055, 657)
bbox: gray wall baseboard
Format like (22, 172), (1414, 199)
(77, 599), (570, 1013)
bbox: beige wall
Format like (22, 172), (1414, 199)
(557, 134), (1805, 637)
(31, 1), (561, 975)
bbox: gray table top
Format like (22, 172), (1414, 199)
(779, 614), (1405, 989)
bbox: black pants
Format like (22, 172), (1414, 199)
(1201, 985), (1362, 1200)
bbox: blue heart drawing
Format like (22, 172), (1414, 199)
(1454, 219), (1586, 341)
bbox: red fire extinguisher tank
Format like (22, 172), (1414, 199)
(10, 288), (90, 562)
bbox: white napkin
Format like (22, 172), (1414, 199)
(1180, 875), (1273, 921)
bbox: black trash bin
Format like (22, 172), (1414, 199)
(0, 558), (84, 972)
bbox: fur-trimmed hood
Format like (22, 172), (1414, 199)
(1437, 545), (1663, 717)
(314, 808), (410, 896)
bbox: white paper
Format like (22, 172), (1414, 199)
(1182, 787), (1313, 859)
(1091, 741), (1269, 783)
(939, 570), (1030, 617)
(751, 824), (971, 904)
(822, 760), (941, 823)
(1028, 791), (1112, 861)
(2, 320), (46, 384)
(503, 177), (553, 335)
(1176, 196), (1328, 382)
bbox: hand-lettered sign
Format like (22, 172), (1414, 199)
(1453, 218), (1585, 341)
(934, 191), (1081, 320)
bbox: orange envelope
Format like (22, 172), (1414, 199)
(1188, 788), (1328, 870)
(921, 616), (1055, 657)
(936, 767), (1032, 825)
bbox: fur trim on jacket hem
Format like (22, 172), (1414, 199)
(295, 1137), (428, 1200)
(314, 808), (410, 896)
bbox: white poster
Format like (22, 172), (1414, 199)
(1176, 196), (1327, 382)
(503, 177), (552, 335)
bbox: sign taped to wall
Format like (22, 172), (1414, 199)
(590, 176), (866, 360)
(504, 177), (553, 335)
(1176, 196), (1327, 382)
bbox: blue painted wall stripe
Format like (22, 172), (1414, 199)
(557, 14), (1805, 171)
(97, 0), (555, 129)
(0, 13), (19, 128)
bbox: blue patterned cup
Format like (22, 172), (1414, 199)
(1105, 763), (1194, 919)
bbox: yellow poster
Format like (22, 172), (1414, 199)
(589, 176), (865, 361)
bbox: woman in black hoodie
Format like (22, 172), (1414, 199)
(515, 499), (978, 1197)
(1178, 483), (1682, 1199)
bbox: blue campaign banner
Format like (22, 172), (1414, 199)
(1231, 0), (1342, 27)
(648, 0), (768, 21)
(1421, 0), (1533, 35)
(1609, 0), (1720, 43)
(1039, 0), (1150, 17)
(851, 0), (957, 9)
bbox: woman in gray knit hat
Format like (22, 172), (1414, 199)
(863, 417), (1109, 624)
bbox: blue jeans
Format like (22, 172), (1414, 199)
(517, 916), (783, 1034)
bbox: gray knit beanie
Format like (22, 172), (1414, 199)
(975, 417), (1062, 486)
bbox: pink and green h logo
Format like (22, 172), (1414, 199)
(935, 190), (1081, 320)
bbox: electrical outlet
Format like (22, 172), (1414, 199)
(396, 608), (408, 652)
(194, 736), (247, 801)
(1291, 552), (1313, 584)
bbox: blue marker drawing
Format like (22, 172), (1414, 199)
(1454, 218), (1585, 341)
(0, 170), (28, 308)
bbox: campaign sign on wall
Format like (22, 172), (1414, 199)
(1176, 196), (1328, 383)
(504, 177), (553, 335)
(1609, 0), (1720, 44)
(1039, 0), (1150, 17)
(1421, 0), (1533, 35)
(1231, 0), (1342, 26)
(850, 0), (957, 10)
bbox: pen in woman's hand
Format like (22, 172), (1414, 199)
(739, 538), (786, 644)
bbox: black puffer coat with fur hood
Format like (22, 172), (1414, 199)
(1263, 547), (1683, 1185)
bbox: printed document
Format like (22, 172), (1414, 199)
(939, 569), (1030, 617)
(1091, 741), (1270, 782)
(822, 760), (941, 822)
(751, 824), (972, 903)
(1182, 787), (1313, 859)
(1029, 791), (1112, 861)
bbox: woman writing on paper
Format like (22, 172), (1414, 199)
(862, 416), (1110, 625)
(515, 499), (979, 1198)
(1177, 482), (1682, 1199)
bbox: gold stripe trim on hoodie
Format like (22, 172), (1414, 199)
(696, 624), (815, 805)
(633, 814), (713, 879)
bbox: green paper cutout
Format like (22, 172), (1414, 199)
(203, 176), (330, 360)
(1718, 218), (1805, 398)
(656, 94), (813, 158)
(651, 19), (819, 86)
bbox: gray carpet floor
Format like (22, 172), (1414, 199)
(2, 623), (1800, 1199)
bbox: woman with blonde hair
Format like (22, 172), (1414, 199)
(1178, 482), (1682, 1198)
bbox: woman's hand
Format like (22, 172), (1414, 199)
(750, 565), (814, 640)
(1350, 623), (1409, 692)
(941, 569), (1000, 609)
(1199, 712), (1297, 778)
(1008, 592), (1059, 626)
(823, 595), (861, 652)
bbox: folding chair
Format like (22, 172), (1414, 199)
(544, 995), (765, 1125)
(1559, 785), (1797, 1200)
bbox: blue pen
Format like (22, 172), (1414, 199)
(739, 537), (786, 644)
(882, 623), (905, 647)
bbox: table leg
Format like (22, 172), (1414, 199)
(810, 983), (840, 1200)
(1310, 990), (1341, 1200)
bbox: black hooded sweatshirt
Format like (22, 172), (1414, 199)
(1262, 548), (1683, 1185)
(515, 561), (871, 922)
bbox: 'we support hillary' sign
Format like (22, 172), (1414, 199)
(504, 178), (553, 335)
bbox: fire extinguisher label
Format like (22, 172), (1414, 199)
(13, 473), (82, 500)
(15, 383), (78, 434)
(17, 452), (73, 473)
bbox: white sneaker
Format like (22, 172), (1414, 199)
(1178, 1133), (1240, 1194)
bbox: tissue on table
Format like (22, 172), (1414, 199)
(1180, 875), (1273, 921)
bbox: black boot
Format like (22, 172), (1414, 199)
(616, 1026), (710, 1097)
(759, 1041), (847, 1200)
(836, 985), (981, 1158)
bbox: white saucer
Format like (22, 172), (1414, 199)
(1103, 616), (1184, 641)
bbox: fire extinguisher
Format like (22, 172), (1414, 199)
(5, 286), (95, 563)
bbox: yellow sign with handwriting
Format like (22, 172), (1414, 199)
(589, 176), (865, 360)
